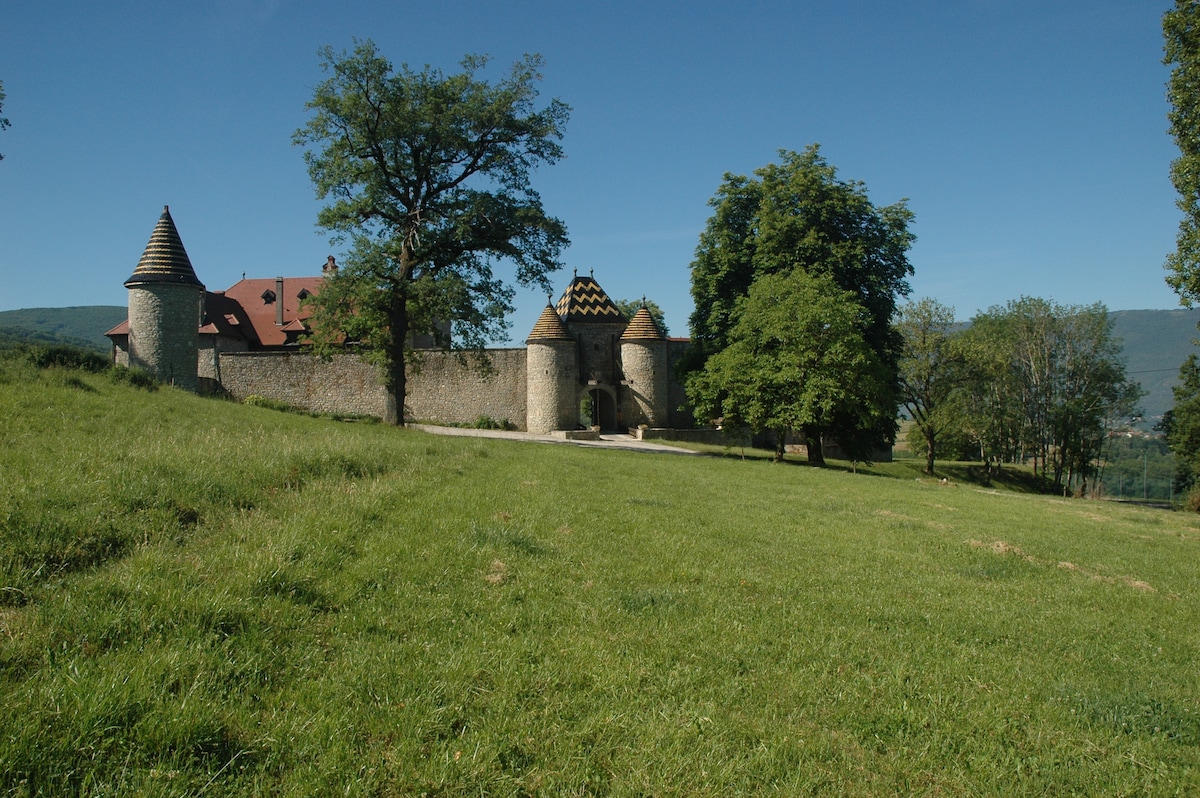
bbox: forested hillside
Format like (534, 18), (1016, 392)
(0, 306), (125, 352)
(1110, 308), (1200, 421)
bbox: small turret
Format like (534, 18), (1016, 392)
(620, 305), (668, 427)
(124, 206), (204, 390)
(525, 302), (578, 433)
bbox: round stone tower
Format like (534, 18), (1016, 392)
(124, 206), (204, 391)
(620, 305), (668, 427)
(526, 302), (578, 434)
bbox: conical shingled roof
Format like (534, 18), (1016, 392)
(555, 273), (624, 323)
(526, 302), (573, 341)
(124, 206), (203, 287)
(620, 306), (665, 340)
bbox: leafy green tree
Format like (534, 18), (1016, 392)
(1164, 1), (1200, 302)
(959, 298), (1140, 495)
(688, 270), (889, 465)
(897, 298), (964, 475)
(294, 41), (570, 424)
(686, 145), (914, 452)
(1161, 354), (1200, 506)
(614, 298), (668, 335)
(0, 80), (10, 161)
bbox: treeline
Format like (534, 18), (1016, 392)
(899, 297), (1141, 496)
(677, 146), (1140, 498)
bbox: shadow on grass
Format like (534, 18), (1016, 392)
(676, 441), (1051, 494)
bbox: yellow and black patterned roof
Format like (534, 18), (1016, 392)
(124, 206), (203, 288)
(526, 302), (573, 341)
(620, 306), (664, 341)
(555, 274), (624, 324)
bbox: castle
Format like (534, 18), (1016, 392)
(107, 206), (693, 433)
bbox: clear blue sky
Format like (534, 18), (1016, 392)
(0, 0), (1183, 340)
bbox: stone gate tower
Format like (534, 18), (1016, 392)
(525, 303), (579, 434)
(124, 206), (204, 391)
(620, 305), (668, 427)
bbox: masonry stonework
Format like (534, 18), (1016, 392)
(128, 285), (201, 391)
(620, 338), (668, 427)
(526, 339), (578, 433)
(405, 349), (528, 428)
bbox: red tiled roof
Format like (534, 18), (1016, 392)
(221, 276), (324, 347)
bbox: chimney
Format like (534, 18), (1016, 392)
(275, 277), (284, 326)
(323, 255), (338, 275)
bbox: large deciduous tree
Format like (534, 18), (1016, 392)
(1165, 1), (1200, 302)
(897, 298), (964, 476)
(958, 298), (1140, 495)
(688, 270), (889, 464)
(686, 145), (914, 457)
(294, 41), (570, 424)
(1160, 355), (1200, 507)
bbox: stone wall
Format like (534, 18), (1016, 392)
(219, 351), (389, 416)
(216, 348), (528, 427)
(405, 349), (527, 429)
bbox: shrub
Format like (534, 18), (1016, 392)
(108, 365), (158, 390)
(471, 415), (514, 431)
(28, 344), (109, 373)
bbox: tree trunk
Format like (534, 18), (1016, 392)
(804, 425), (825, 467)
(774, 429), (786, 463)
(385, 290), (410, 426)
(924, 428), (936, 476)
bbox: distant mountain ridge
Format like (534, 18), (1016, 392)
(1, 304), (1196, 421)
(1110, 308), (1200, 423)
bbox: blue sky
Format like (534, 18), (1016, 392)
(0, 0), (1183, 340)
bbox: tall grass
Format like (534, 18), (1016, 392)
(3, 351), (1200, 795)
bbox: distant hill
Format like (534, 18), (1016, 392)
(0, 303), (1195, 420)
(0, 306), (126, 353)
(1110, 308), (1200, 423)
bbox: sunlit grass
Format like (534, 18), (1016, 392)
(3, 351), (1200, 795)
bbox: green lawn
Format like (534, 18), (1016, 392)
(3, 352), (1199, 796)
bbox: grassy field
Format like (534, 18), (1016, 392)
(3, 351), (1200, 796)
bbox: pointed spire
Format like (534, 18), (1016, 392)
(527, 302), (573, 341)
(621, 306), (665, 340)
(124, 206), (203, 288)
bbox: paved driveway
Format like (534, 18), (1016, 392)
(409, 424), (701, 455)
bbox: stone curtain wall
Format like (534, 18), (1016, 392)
(405, 349), (527, 429)
(220, 351), (388, 416)
(218, 349), (528, 427)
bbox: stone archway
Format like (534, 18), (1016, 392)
(580, 385), (619, 431)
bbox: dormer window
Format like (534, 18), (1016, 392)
(297, 288), (311, 300)
(261, 289), (276, 304)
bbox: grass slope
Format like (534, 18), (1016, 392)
(3, 353), (1200, 795)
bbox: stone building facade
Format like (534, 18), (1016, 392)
(108, 207), (693, 433)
